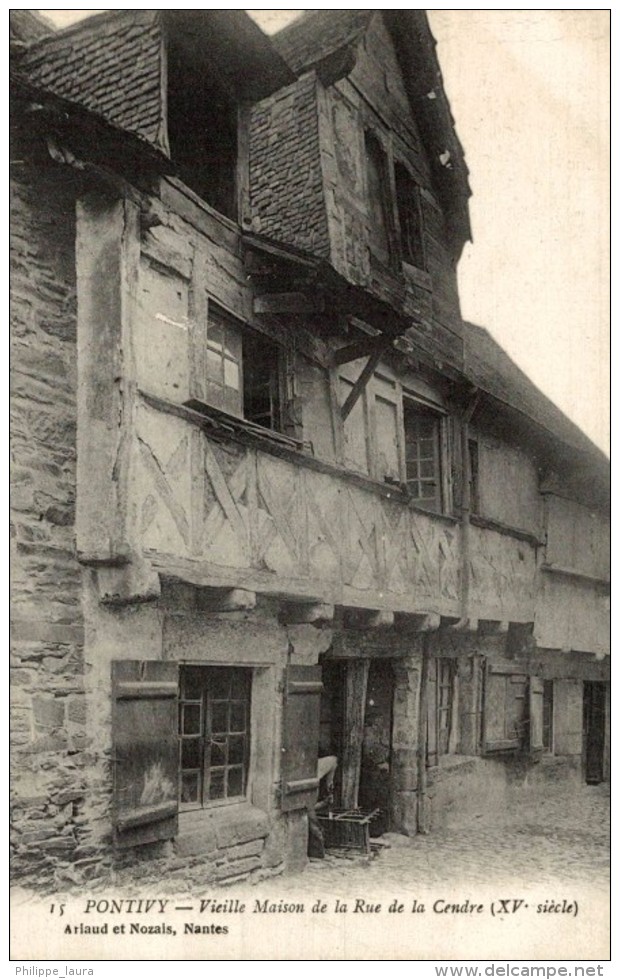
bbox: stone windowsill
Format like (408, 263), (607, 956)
(176, 802), (271, 858)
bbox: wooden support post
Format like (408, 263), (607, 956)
(196, 588), (256, 613)
(280, 602), (335, 625)
(341, 659), (370, 809)
(416, 635), (431, 833)
(76, 190), (139, 563)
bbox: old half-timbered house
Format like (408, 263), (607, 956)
(10, 9), (609, 889)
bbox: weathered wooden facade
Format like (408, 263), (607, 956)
(10, 10), (609, 889)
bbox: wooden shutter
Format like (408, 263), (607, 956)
(112, 660), (179, 847)
(528, 675), (544, 756)
(280, 665), (323, 812)
(554, 679), (583, 756)
(482, 661), (527, 754)
(449, 417), (464, 513)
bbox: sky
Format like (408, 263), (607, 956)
(37, 8), (610, 453)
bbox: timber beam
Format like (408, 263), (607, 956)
(279, 602), (335, 625)
(196, 588), (256, 613)
(253, 291), (325, 316)
(478, 619), (509, 636)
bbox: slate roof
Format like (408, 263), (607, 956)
(16, 10), (166, 150)
(9, 10), (53, 44)
(274, 10), (373, 74)
(15, 10), (294, 157)
(463, 321), (608, 467)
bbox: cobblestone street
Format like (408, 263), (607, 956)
(280, 783), (610, 893)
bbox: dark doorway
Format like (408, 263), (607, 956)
(583, 681), (606, 784)
(359, 659), (394, 835)
(318, 657), (394, 832)
(318, 659), (346, 806)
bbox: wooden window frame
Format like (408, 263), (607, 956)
(242, 329), (284, 433)
(426, 657), (457, 767)
(403, 395), (447, 514)
(394, 161), (426, 271)
(179, 665), (252, 811)
(204, 301), (243, 416)
(364, 129), (396, 269)
(468, 437), (480, 515)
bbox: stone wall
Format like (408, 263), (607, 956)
(10, 160), (88, 886)
(70, 584), (333, 890)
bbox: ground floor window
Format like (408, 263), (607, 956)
(178, 665), (251, 810)
(427, 657), (456, 765)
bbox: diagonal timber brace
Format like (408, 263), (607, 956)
(340, 341), (391, 421)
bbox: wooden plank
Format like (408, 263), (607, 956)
(341, 659), (370, 808)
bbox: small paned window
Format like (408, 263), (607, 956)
(205, 305), (243, 416)
(395, 163), (425, 270)
(179, 666), (251, 810)
(436, 659), (454, 756)
(404, 400), (442, 513)
(427, 657), (456, 766)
